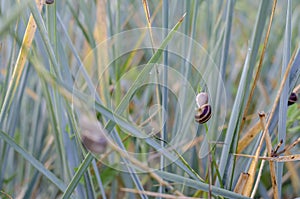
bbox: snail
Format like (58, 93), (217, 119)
(79, 114), (107, 154)
(45, 0), (54, 4)
(288, 92), (298, 106)
(195, 92), (212, 124)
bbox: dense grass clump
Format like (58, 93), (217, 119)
(0, 0), (300, 198)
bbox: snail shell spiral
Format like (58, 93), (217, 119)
(195, 103), (212, 124)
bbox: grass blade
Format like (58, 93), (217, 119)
(217, 48), (252, 187)
(277, 0), (292, 196)
(62, 153), (94, 199)
(0, 130), (66, 191)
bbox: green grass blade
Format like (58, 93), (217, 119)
(0, 130), (67, 191)
(62, 152), (94, 199)
(219, 0), (234, 79)
(277, 0), (292, 196)
(155, 170), (250, 199)
(29, 2), (61, 78)
(217, 48), (252, 187)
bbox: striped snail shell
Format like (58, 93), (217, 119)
(195, 104), (212, 124)
(288, 92), (298, 106)
(195, 92), (212, 124)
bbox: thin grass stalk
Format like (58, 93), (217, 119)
(113, 0), (121, 104)
(259, 114), (279, 199)
(240, 0), (277, 131)
(160, 0), (168, 197)
(277, 0), (292, 196)
(93, 0), (110, 105)
(250, 150), (267, 198)
(219, 0), (234, 81)
(141, 0), (163, 137)
(142, 0), (155, 52)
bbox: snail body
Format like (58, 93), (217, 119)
(195, 92), (212, 124)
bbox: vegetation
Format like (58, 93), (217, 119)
(0, 0), (300, 198)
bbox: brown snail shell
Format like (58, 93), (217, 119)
(79, 114), (107, 154)
(195, 103), (212, 124)
(45, 0), (54, 4)
(288, 92), (298, 106)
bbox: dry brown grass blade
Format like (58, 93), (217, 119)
(93, 0), (109, 104)
(259, 113), (279, 199)
(234, 153), (300, 162)
(267, 162), (300, 197)
(237, 120), (261, 153)
(142, 0), (151, 25)
(284, 151), (300, 192)
(241, 113), (266, 196)
(233, 173), (249, 194)
(293, 83), (300, 93)
(142, 0), (155, 51)
(239, 0), (277, 133)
